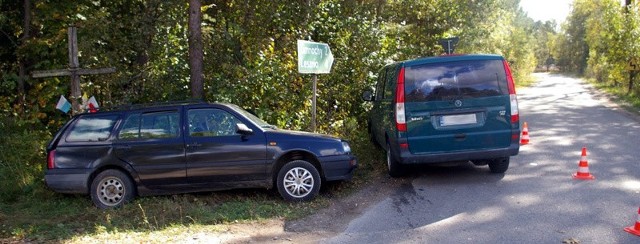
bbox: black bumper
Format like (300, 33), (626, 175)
(320, 154), (358, 181)
(396, 143), (520, 164)
(44, 168), (92, 194)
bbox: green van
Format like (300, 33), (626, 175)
(363, 54), (520, 177)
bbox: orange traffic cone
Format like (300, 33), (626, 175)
(624, 207), (640, 236)
(520, 122), (530, 145)
(573, 147), (595, 180)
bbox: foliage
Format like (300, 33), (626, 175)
(0, 0), (558, 241)
(556, 0), (640, 95)
(1, 0), (547, 132)
(0, 118), (50, 202)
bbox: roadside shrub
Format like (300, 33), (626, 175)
(0, 117), (50, 202)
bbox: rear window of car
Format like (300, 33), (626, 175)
(404, 59), (508, 102)
(66, 115), (119, 142)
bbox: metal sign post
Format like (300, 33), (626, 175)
(627, 57), (639, 93)
(297, 40), (334, 131)
(312, 75), (317, 131)
(439, 37), (460, 55)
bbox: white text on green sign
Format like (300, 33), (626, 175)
(297, 40), (334, 74)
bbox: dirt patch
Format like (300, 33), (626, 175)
(218, 174), (408, 243)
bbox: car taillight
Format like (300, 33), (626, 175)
(47, 150), (55, 169)
(395, 67), (407, 132)
(503, 60), (519, 124)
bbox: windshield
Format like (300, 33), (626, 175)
(227, 104), (276, 129)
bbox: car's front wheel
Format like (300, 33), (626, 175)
(90, 169), (135, 209)
(277, 160), (321, 201)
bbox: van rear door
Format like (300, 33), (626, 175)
(403, 57), (513, 154)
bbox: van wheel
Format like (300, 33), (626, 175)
(90, 169), (135, 209)
(488, 157), (510, 173)
(386, 144), (405, 177)
(277, 160), (321, 201)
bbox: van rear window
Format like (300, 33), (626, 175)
(404, 59), (508, 102)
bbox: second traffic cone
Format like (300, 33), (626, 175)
(573, 147), (595, 180)
(520, 122), (530, 145)
(624, 207), (640, 236)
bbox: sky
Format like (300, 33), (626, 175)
(520, 0), (629, 24)
(519, 0), (573, 24)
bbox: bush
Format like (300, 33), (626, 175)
(0, 118), (50, 202)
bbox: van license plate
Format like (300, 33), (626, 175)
(440, 114), (477, 126)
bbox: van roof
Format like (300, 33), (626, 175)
(397, 54), (505, 67)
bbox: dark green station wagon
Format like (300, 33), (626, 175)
(363, 54), (520, 177)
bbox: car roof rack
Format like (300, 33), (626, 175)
(109, 99), (208, 111)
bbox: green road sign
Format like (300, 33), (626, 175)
(297, 40), (334, 74)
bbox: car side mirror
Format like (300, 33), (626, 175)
(236, 123), (253, 135)
(362, 90), (374, 101)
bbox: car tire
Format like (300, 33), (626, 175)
(277, 160), (321, 202)
(488, 157), (510, 173)
(90, 169), (135, 209)
(386, 144), (405, 177)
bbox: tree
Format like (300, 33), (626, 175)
(0, 0), (549, 132)
(188, 0), (204, 99)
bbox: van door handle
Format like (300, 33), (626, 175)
(454, 134), (466, 140)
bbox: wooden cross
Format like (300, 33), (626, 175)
(31, 26), (115, 114)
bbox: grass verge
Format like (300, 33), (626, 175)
(590, 80), (640, 115)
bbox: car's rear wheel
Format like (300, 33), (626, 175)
(386, 144), (405, 177)
(488, 157), (510, 173)
(90, 169), (135, 209)
(277, 160), (321, 201)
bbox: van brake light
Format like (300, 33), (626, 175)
(395, 67), (407, 132)
(503, 60), (519, 123)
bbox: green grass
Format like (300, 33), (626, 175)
(588, 78), (640, 114)
(0, 118), (386, 243)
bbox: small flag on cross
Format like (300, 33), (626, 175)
(88, 96), (99, 113)
(55, 95), (71, 113)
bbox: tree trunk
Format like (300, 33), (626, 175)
(188, 0), (204, 99)
(17, 0), (31, 115)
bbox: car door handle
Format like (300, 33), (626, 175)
(454, 134), (466, 140)
(187, 143), (201, 148)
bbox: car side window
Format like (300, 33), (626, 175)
(66, 115), (119, 142)
(188, 108), (241, 137)
(118, 111), (180, 140)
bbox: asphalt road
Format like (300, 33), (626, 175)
(326, 73), (640, 243)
